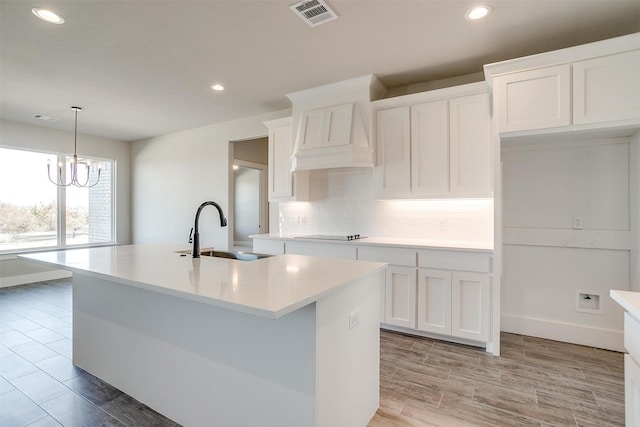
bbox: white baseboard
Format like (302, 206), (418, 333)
(501, 314), (624, 352)
(0, 270), (72, 288)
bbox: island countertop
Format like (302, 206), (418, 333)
(20, 243), (386, 319)
(610, 289), (640, 321)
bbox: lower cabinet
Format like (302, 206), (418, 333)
(625, 354), (640, 427)
(384, 266), (416, 328)
(416, 268), (490, 342)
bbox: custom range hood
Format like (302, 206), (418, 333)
(286, 75), (386, 171)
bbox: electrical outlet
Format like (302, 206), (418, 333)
(349, 309), (360, 329)
(572, 216), (583, 230)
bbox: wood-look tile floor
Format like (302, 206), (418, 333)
(1, 280), (625, 426)
(369, 329), (625, 427)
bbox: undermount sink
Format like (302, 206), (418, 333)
(176, 249), (272, 261)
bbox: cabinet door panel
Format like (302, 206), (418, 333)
(285, 241), (357, 259)
(449, 93), (492, 195)
(496, 64), (571, 132)
(573, 50), (640, 125)
(411, 100), (449, 195)
(268, 125), (293, 200)
(376, 106), (411, 197)
(417, 269), (451, 335)
(625, 354), (640, 427)
(451, 272), (490, 341)
(384, 266), (416, 328)
(298, 108), (326, 150)
(324, 104), (353, 147)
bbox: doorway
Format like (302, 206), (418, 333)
(229, 138), (268, 251)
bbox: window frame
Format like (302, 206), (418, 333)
(0, 146), (117, 255)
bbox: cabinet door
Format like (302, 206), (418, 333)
(495, 64), (571, 133)
(376, 106), (411, 197)
(268, 124), (294, 201)
(417, 268), (451, 335)
(449, 93), (492, 196)
(451, 271), (490, 342)
(298, 108), (326, 150)
(384, 266), (416, 329)
(323, 103), (353, 147)
(573, 50), (640, 125)
(411, 100), (449, 196)
(625, 354), (640, 427)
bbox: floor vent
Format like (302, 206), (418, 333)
(290, 0), (338, 27)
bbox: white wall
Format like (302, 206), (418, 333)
(278, 168), (493, 243)
(131, 110), (290, 250)
(631, 131), (640, 291)
(501, 137), (630, 351)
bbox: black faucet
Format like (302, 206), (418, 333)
(189, 201), (227, 258)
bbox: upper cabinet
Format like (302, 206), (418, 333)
(263, 117), (309, 202)
(486, 33), (640, 137)
(494, 64), (571, 133)
(573, 50), (640, 125)
(374, 83), (492, 199)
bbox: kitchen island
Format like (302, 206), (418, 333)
(21, 243), (386, 427)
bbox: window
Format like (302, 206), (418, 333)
(0, 147), (115, 253)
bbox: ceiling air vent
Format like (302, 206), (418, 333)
(33, 114), (59, 122)
(290, 0), (338, 27)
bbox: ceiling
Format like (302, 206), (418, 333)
(1, 1), (639, 142)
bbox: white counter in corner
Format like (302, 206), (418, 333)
(610, 289), (640, 426)
(20, 244), (386, 427)
(611, 290), (640, 322)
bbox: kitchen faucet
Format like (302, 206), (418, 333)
(189, 201), (228, 258)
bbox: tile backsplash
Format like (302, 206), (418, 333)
(278, 168), (493, 242)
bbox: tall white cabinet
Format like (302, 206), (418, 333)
(263, 117), (309, 202)
(374, 82), (492, 199)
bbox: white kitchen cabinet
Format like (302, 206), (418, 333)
(252, 238), (285, 255)
(384, 266), (416, 329)
(411, 100), (449, 196)
(494, 64), (572, 133)
(449, 93), (492, 196)
(375, 106), (411, 197)
(451, 271), (490, 342)
(297, 103), (354, 151)
(375, 84), (492, 199)
(264, 117), (309, 202)
(573, 50), (640, 125)
(417, 268), (451, 335)
(285, 240), (357, 259)
(417, 268), (490, 342)
(625, 354), (640, 427)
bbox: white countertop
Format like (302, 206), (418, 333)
(252, 233), (494, 253)
(20, 244), (386, 319)
(611, 289), (640, 321)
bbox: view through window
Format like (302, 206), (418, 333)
(0, 147), (114, 252)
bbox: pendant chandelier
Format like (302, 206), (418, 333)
(47, 106), (101, 187)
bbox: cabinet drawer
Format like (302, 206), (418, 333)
(418, 250), (491, 273)
(358, 246), (416, 266)
(285, 241), (357, 260)
(625, 312), (640, 360)
(252, 239), (285, 255)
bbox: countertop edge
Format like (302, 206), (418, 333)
(251, 234), (494, 253)
(610, 289), (640, 321)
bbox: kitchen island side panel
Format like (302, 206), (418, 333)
(316, 270), (382, 427)
(72, 272), (317, 427)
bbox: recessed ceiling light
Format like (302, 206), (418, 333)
(465, 5), (492, 20)
(210, 84), (225, 91)
(32, 8), (65, 24)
